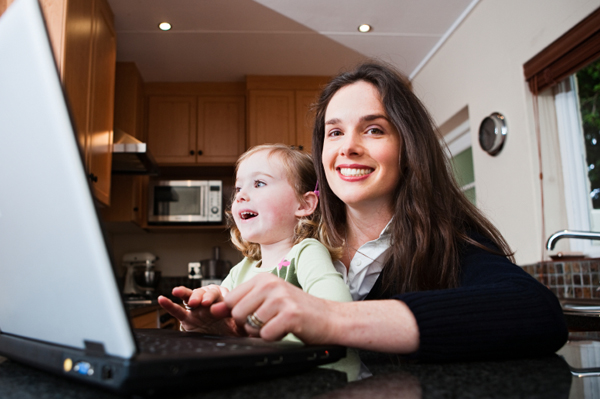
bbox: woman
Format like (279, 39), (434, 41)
(182, 63), (568, 361)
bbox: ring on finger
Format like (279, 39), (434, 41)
(182, 301), (193, 311)
(246, 313), (265, 330)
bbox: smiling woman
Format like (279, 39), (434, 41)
(217, 62), (568, 360)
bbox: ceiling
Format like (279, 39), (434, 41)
(106, 0), (477, 83)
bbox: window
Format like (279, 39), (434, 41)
(524, 7), (600, 255)
(443, 120), (476, 206)
(553, 59), (600, 243)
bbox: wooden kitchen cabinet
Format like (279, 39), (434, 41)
(147, 96), (198, 164)
(114, 62), (146, 141)
(247, 90), (296, 147)
(100, 175), (147, 226)
(99, 63), (147, 226)
(4, 0), (117, 206)
(145, 83), (246, 166)
(295, 90), (321, 152)
(197, 96), (246, 164)
(246, 76), (329, 153)
(85, 0), (116, 206)
(130, 307), (177, 330)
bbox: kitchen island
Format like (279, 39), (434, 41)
(1, 332), (597, 399)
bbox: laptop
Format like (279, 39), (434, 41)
(0, 0), (345, 395)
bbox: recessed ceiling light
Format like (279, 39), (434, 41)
(358, 24), (372, 33)
(158, 22), (172, 31)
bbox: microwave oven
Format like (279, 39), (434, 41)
(148, 180), (223, 224)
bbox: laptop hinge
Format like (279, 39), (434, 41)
(84, 340), (107, 356)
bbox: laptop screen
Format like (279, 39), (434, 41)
(0, 0), (136, 358)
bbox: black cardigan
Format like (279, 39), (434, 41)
(366, 237), (568, 362)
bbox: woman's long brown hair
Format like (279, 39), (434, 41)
(312, 62), (514, 295)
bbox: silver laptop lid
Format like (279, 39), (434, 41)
(0, 0), (136, 358)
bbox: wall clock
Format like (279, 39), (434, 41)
(478, 112), (507, 156)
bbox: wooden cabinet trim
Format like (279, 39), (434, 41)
(246, 75), (331, 91)
(145, 82), (245, 96)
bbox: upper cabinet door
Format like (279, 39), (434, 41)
(62, 0), (94, 154)
(197, 96), (245, 164)
(247, 90), (296, 148)
(295, 90), (320, 154)
(87, 0), (116, 206)
(36, 0), (116, 206)
(147, 96), (198, 164)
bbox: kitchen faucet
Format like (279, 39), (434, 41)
(546, 229), (600, 250)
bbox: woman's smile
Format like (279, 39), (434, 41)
(337, 164), (374, 180)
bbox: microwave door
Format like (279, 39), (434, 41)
(152, 185), (207, 222)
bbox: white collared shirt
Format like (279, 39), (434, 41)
(333, 220), (392, 301)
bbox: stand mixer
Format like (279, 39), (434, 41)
(122, 252), (161, 299)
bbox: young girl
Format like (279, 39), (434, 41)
(158, 144), (352, 335)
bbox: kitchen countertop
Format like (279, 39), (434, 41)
(1, 332), (598, 399)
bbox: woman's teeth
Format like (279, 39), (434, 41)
(339, 168), (373, 177)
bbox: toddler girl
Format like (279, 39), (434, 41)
(158, 144), (351, 335)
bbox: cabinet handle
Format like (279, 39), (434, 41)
(190, 150), (195, 155)
(298, 145), (304, 151)
(197, 150), (203, 156)
(133, 207), (139, 212)
(88, 173), (98, 183)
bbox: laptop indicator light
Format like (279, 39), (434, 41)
(63, 358), (72, 372)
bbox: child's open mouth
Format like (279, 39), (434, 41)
(240, 211), (258, 220)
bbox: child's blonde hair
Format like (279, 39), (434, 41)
(227, 144), (341, 261)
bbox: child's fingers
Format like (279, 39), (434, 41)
(201, 285), (225, 306)
(171, 286), (193, 302)
(188, 287), (208, 307)
(157, 295), (188, 321)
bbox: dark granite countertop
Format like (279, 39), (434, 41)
(3, 332), (599, 399)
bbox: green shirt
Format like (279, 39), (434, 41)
(221, 238), (352, 303)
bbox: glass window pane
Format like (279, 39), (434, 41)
(463, 186), (476, 206)
(576, 58), (600, 209)
(451, 147), (475, 187)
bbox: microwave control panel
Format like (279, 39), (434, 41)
(207, 180), (222, 222)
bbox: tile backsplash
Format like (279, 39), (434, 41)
(522, 259), (600, 300)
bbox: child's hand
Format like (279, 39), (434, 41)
(187, 284), (229, 308)
(157, 286), (240, 336)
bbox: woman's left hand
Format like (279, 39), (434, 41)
(211, 273), (337, 343)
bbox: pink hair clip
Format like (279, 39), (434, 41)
(314, 181), (319, 198)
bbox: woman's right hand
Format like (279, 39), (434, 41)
(213, 274), (420, 353)
(213, 274), (340, 343)
(157, 286), (243, 336)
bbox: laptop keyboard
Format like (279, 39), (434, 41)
(134, 330), (269, 356)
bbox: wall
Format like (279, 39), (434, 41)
(107, 230), (244, 278)
(411, 0), (600, 265)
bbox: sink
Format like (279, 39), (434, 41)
(560, 300), (600, 331)
(562, 304), (600, 316)
(561, 299), (600, 315)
